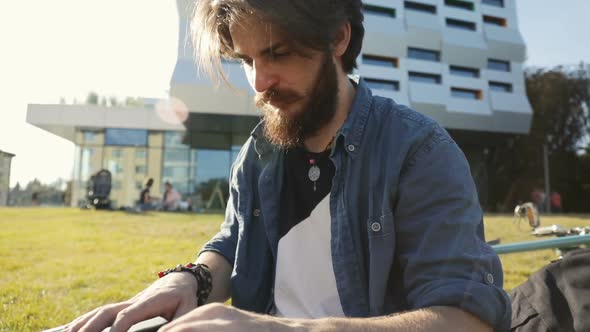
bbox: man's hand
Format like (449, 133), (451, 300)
(159, 303), (302, 332)
(64, 272), (198, 332)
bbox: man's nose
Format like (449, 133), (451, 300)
(252, 62), (278, 93)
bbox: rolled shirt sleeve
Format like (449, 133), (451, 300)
(395, 127), (511, 331)
(198, 180), (239, 267)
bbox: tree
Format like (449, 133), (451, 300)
(86, 91), (99, 105)
(490, 63), (590, 212)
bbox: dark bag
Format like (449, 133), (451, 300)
(509, 248), (590, 332)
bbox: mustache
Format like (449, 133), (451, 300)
(255, 88), (302, 107)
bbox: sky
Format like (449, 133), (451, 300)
(1, 0), (589, 188)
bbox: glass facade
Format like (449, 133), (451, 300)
(105, 128), (148, 146)
(72, 114), (257, 211)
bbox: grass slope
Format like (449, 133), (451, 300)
(0, 208), (588, 331)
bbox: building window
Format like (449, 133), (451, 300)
(363, 4), (396, 18)
(106, 160), (124, 174)
(408, 47), (440, 62)
(404, 1), (436, 14)
(365, 78), (400, 91)
(105, 128), (148, 147)
(164, 131), (186, 147)
(482, 0), (504, 8)
(409, 71), (442, 84)
(445, 0), (474, 11)
(135, 149), (147, 159)
(483, 15), (507, 27)
(83, 131), (96, 143)
(135, 165), (147, 174)
(451, 87), (482, 99)
(450, 65), (480, 78)
(489, 81), (513, 92)
(446, 18), (476, 31)
(192, 149), (232, 211)
(112, 149), (122, 158)
(362, 54), (399, 68)
(488, 59), (511, 71)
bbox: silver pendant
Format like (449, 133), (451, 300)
(308, 165), (320, 182)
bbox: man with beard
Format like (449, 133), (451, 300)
(64, 1), (510, 332)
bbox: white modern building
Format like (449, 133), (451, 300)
(28, 0), (532, 210)
(0, 150), (15, 206)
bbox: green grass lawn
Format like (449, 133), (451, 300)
(0, 208), (589, 331)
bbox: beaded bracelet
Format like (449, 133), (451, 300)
(158, 263), (213, 306)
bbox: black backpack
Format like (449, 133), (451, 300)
(509, 248), (590, 332)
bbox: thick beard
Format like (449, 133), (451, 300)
(256, 55), (339, 149)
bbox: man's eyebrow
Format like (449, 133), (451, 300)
(234, 42), (286, 60)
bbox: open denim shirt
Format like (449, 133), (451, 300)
(200, 77), (511, 331)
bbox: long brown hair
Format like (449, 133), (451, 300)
(191, 0), (364, 83)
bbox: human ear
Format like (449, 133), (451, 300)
(332, 21), (351, 57)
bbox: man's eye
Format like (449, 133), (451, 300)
(270, 52), (290, 60)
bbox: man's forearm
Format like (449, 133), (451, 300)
(299, 306), (492, 332)
(196, 251), (232, 304)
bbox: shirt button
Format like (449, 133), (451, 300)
(486, 273), (494, 285)
(253, 209), (261, 217)
(347, 144), (356, 152)
(371, 222), (381, 232)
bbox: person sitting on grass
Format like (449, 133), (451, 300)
(161, 182), (191, 212)
(138, 178), (157, 211)
(63, 1), (510, 331)
(162, 182), (182, 211)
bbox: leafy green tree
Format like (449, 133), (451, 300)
(85, 92), (99, 105)
(490, 64), (590, 212)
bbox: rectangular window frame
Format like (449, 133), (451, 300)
(404, 1), (437, 14)
(409, 71), (442, 84)
(365, 78), (401, 91)
(451, 87), (482, 100)
(446, 18), (477, 31)
(362, 54), (399, 68)
(488, 58), (511, 72)
(363, 4), (396, 18)
(483, 15), (507, 27)
(489, 81), (513, 93)
(482, 0), (504, 8)
(449, 65), (480, 78)
(408, 47), (440, 62)
(445, 0), (474, 11)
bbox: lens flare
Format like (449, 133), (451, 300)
(155, 97), (189, 125)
